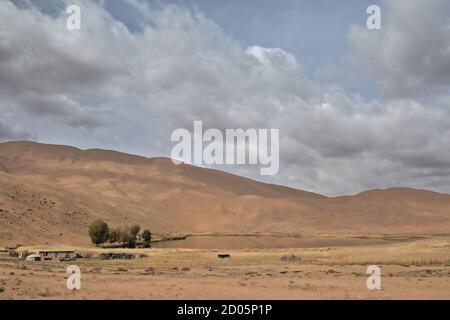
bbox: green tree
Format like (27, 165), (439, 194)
(142, 229), (152, 247)
(88, 220), (109, 246)
(120, 226), (136, 248)
(108, 228), (121, 243)
(130, 225), (140, 240)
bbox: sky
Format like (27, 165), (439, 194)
(1, 0), (450, 196)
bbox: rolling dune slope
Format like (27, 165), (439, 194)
(0, 141), (449, 246)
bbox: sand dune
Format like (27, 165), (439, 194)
(0, 141), (449, 246)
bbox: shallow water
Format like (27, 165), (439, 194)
(153, 235), (391, 249)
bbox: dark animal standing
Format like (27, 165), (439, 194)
(217, 253), (231, 259)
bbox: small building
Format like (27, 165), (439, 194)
(9, 250), (29, 259)
(18, 251), (29, 259)
(9, 250), (19, 258)
(39, 250), (76, 261)
(26, 254), (41, 262)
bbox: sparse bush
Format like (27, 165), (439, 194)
(42, 265), (52, 272)
(281, 254), (302, 262)
(83, 252), (93, 259)
(88, 220), (109, 246)
(38, 287), (51, 297)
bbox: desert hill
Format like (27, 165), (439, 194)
(0, 141), (449, 246)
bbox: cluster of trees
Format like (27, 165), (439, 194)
(88, 220), (152, 248)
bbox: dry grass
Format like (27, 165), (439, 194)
(2, 235), (450, 299)
(14, 234), (450, 270)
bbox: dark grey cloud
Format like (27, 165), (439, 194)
(18, 93), (104, 128)
(349, 0), (450, 98)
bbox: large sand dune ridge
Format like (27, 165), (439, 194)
(0, 141), (449, 246)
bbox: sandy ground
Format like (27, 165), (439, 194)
(1, 235), (450, 300)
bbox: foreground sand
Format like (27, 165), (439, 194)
(1, 235), (450, 299)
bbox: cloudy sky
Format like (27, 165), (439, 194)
(1, 0), (450, 195)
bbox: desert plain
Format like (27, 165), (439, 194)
(0, 141), (450, 299)
(1, 233), (450, 299)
